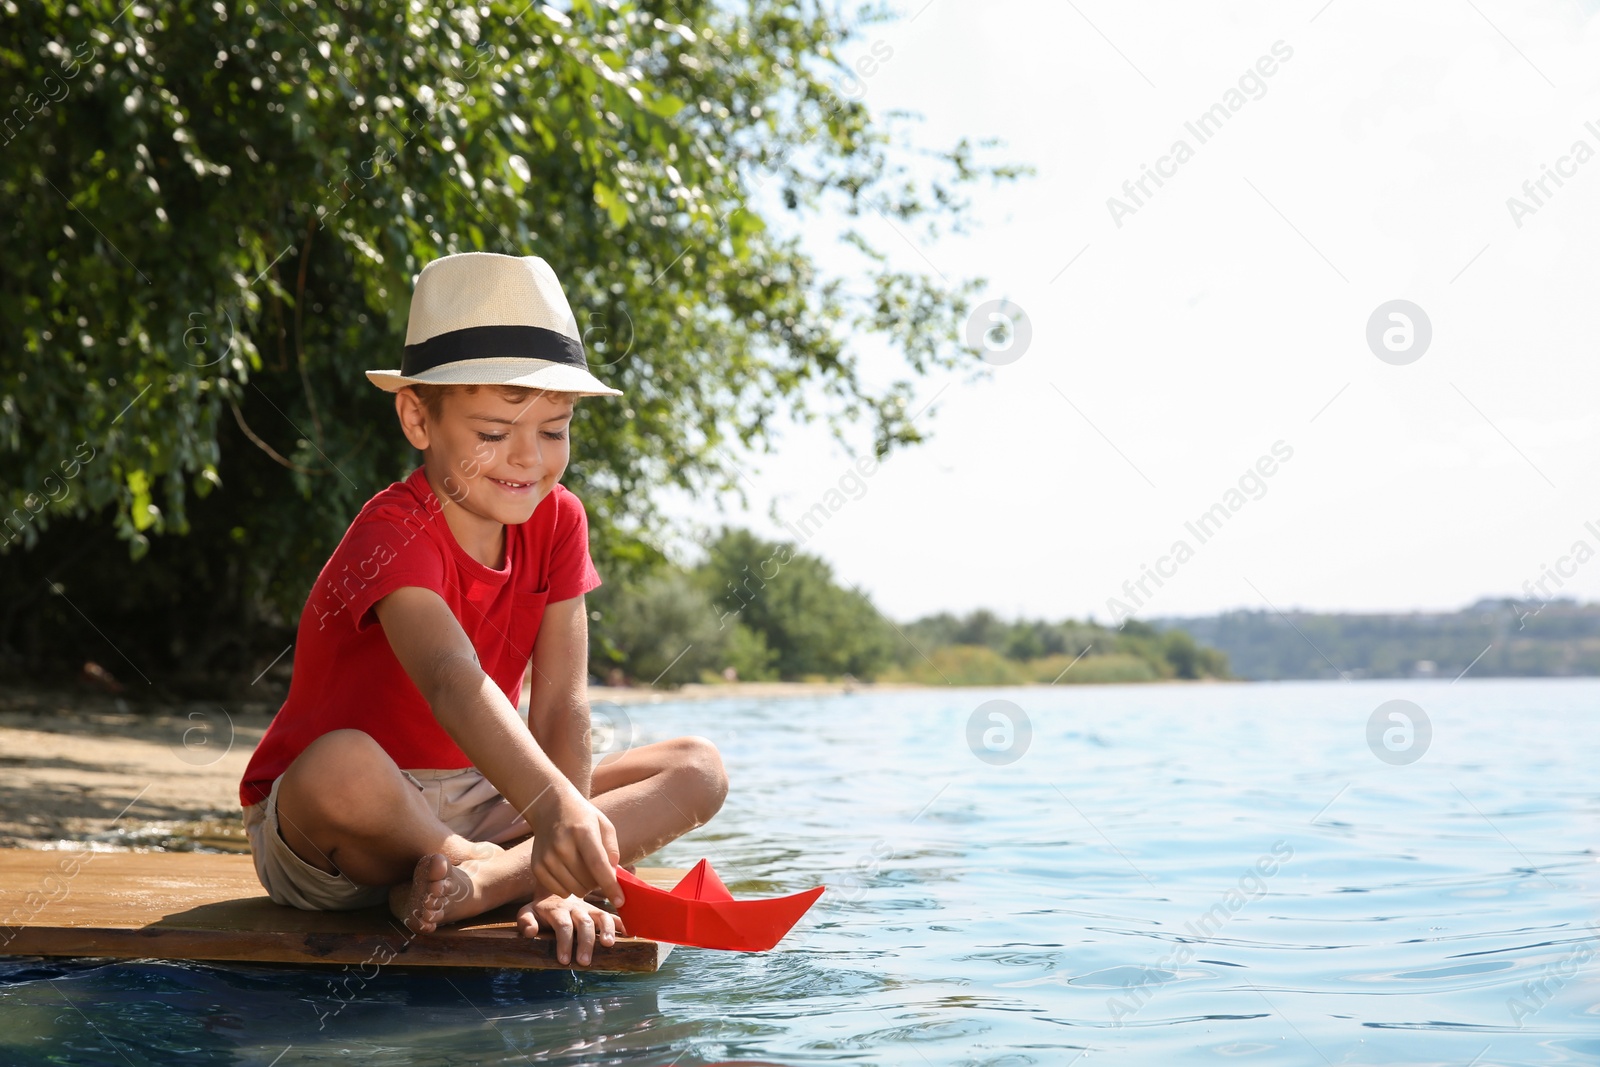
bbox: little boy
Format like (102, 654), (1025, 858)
(239, 252), (727, 967)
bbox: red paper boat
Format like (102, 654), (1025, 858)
(612, 859), (825, 951)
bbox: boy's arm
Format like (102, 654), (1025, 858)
(527, 594), (593, 799)
(372, 586), (624, 905)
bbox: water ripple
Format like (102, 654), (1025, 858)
(7, 680), (1600, 1064)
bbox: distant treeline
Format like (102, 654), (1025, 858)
(1155, 599), (1600, 680)
(882, 611), (1231, 686)
(589, 528), (1231, 687)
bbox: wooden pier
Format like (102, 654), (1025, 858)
(0, 850), (678, 973)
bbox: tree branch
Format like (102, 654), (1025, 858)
(228, 398), (322, 475)
(294, 214), (325, 449)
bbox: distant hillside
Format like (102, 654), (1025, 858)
(1154, 599), (1600, 681)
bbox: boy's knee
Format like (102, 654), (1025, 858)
(299, 729), (387, 769)
(674, 735), (728, 812)
(280, 730), (396, 821)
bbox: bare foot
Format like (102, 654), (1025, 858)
(389, 853), (473, 933)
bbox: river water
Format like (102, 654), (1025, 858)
(3, 678), (1598, 1065)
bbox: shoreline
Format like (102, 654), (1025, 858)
(0, 694), (270, 853)
(0, 675), (1584, 851)
(0, 676), (1167, 850)
(580, 679), (929, 705)
(0, 682), (929, 851)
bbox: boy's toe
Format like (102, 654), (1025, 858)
(392, 853), (457, 933)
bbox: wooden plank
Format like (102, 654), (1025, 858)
(0, 850), (680, 973)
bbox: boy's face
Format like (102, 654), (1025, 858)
(401, 386), (575, 526)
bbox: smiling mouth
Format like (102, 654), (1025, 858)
(489, 477), (536, 490)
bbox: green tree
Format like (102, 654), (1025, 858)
(1159, 629), (1202, 680)
(0, 0), (1015, 685)
(586, 567), (772, 688)
(697, 527), (896, 679)
(892, 608), (1228, 684)
(952, 608), (1008, 651)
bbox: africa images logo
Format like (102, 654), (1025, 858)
(1106, 41), (1295, 228)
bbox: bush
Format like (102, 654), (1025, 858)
(587, 570), (767, 689)
(719, 622), (779, 682)
(697, 528), (898, 680)
(878, 645), (1029, 686)
(1026, 652), (1160, 684)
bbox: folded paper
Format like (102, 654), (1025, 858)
(612, 859), (825, 951)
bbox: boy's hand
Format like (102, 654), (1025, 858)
(529, 786), (625, 907)
(516, 892), (626, 966)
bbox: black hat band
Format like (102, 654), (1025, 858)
(401, 324), (587, 377)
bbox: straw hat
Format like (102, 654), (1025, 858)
(365, 252), (623, 397)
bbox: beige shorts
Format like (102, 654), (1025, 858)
(242, 767), (532, 911)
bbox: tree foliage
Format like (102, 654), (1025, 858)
(696, 526), (896, 679)
(588, 569), (728, 687)
(586, 566), (777, 686)
(0, 0), (1014, 685)
(585, 535), (1234, 688)
(894, 611), (1231, 684)
(586, 526), (896, 684)
(1166, 601), (1600, 680)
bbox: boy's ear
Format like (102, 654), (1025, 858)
(395, 387), (431, 451)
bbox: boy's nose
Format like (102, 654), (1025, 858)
(507, 431), (545, 471)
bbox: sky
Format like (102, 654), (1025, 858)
(667, 0), (1600, 625)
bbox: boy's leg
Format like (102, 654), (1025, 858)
(506, 735), (728, 946)
(273, 729), (727, 930)
(469, 735), (730, 868)
(587, 735), (729, 865)
(272, 729), (543, 931)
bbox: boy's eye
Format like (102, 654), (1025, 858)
(476, 431), (566, 443)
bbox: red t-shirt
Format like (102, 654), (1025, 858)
(239, 466), (602, 806)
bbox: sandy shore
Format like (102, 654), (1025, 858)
(0, 681), (922, 850)
(0, 692), (272, 852)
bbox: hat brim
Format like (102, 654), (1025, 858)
(365, 358), (623, 398)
